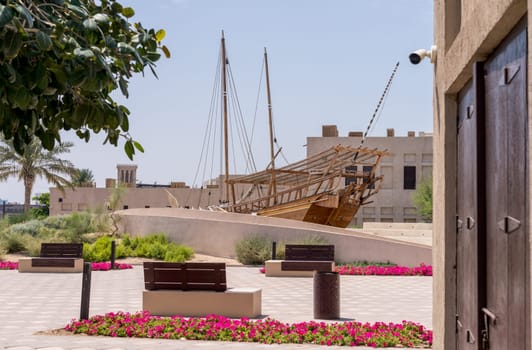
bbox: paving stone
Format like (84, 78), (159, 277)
(0, 266), (431, 350)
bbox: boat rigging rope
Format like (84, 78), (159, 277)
(357, 61), (400, 150)
(250, 58), (265, 153)
(226, 62), (258, 174)
(353, 61), (399, 162)
(184, 47), (222, 205)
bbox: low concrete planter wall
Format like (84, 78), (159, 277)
(118, 208), (432, 267)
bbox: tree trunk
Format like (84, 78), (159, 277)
(23, 178), (34, 213)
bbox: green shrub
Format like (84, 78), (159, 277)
(235, 236), (272, 265)
(7, 213), (32, 225)
(142, 233), (169, 245)
(3, 232), (28, 253)
(234, 234), (331, 265)
(42, 215), (66, 230)
(164, 244), (194, 262)
(8, 219), (44, 237)
(83, 236), (112, 262)
(82, 233), (194, 262)
(24, 237), (43, 257)
(146, 241), (166, 260)
(62, 213), (93, 243)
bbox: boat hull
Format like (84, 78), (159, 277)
(256, 193), (360, 228)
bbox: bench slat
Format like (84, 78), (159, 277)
(281, 261), (333, 272)
(40, 243), (83, 258)
(144, 262), (227, 292)
(32, 258), (76, 267)
(285, 244), (334, 261)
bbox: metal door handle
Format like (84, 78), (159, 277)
(466, 216), (475, 230)
(497, 216), (521, 234)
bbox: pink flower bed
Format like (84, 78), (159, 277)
(0, 261), (18, 270)
(65, 311), (432, 347)
(0, 261), (132, 271)
(335, 264), (432, 276)
(259, 264), (432, 276)
(91, 262), (133, 271)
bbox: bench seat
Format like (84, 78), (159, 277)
(18, 243), (84, 273)
(18, 257), (84, 273)
(265, 244), (335, 277)
(142, 262), (262, 318)
(143, 287), (262, 318)
(265, 259), (335, 277)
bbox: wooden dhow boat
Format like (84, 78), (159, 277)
(197, 32), (395, 228)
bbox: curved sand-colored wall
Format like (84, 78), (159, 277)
(118, 208), (432, 267)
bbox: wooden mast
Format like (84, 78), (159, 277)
(264, 47), (277, 204)
(221, 31), (232, 205)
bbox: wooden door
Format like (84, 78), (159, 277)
(483, 20), (528, 350)
(456, 62), (484, 350)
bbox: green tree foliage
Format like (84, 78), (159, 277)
(0, 0), (169, 159)
(72, 168), (94, 186)
(31, 192), (50, 217)
(0, 138), (77, 212)
(412, 177), (432, 222)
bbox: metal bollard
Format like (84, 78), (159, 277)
(110, 240), (116, 269)
(272, 241), (277, 260)
(80, 262), (92, 320)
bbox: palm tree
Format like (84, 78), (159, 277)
(72, 168), (95, 187)
(0, 138), (78, 213)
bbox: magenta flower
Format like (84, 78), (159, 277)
(0, 260), (132, 271)
(0, 261), (18, 270)
(65, 311), (432, 348)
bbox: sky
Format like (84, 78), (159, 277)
(0, 0), (434, 203)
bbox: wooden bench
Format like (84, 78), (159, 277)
(18, 243), (84, 273)
(142, 262), (261, 318)
(265, 244), (335, 277)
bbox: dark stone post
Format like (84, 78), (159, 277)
(110, 240), (116, 269)
(80, 262), (92, 320)
(272, 241), (277, 260)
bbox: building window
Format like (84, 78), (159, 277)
(61, 203), (72, 211)
(145, 205), (150, 208)
(403, 207), (417, 216)
(380, 207), (393, 216)
(123, 205), (129, 210)
(345, 166), (357, 186)
(404, 166), (416, 189)
(362, 207), (375, 215)
(363, 165), (374, 189)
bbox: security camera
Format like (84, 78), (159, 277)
(409, 45), (437, 64)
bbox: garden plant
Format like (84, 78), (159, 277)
(65, 312), (433, 348)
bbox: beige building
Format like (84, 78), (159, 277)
(433, 1), (530, 349)
(307, 125), (432, 225)
(50, 165), (224, 215)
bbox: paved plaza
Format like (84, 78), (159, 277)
(0, 266), (432, 350)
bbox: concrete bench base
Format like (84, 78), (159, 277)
(18, 258), (84, 273)
(143, 288), (262, 318)
(265, 260), (335, 277)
